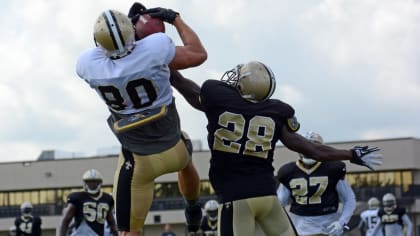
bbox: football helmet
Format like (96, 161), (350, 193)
(221, 61), (276, 103)
(82, 169), (103, 195)
(367, 197), (380, 209)
(299, 131), (324, 166)
(94, 9), (135, 59)
(382, 193), (396, 213)
(20, 202), (33, 217)
(204, 200), (219, 221)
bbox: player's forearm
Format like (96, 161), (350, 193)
(58, 226), (68, 236)
(58, 220), (70, 236)
(313, 144), (353, 161)
(173, 16), (207, 63)
(170, 70), (203, 111)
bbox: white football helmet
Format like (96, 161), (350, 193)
(367, 197), (380, 209)
(20, 202), (33, 217)
(382, 193), (396, 213)
(82, 169), (103, 195)
(204, 200), (219, 221)
(221, 61), (276, 103)
(94, 9), (135, 59)
(299, 131), (324, 166)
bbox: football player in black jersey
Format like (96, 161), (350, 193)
(276, 131), (356, 236)
(200, 200), (219, 236)
(14, 202), (42, 236)
(169, 61), (382, 236)
(370, 193), (413, 236)
(59, 169), (117, 236)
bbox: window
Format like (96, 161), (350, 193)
(346, 170), (413, 192)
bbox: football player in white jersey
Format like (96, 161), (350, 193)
(370, 193), (413, 236)
(358, 197), (383, 236)
(76, 6), (207, 236)
(277, 131), (356, 236)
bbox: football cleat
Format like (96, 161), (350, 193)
(185, 202), (203, 233)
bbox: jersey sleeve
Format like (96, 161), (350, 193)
(200, 80), (236, 110)
(276, 184), (291, 206)
(333, 161), (347, 180)
(275, 101), (300, 132)
(66, 192), (81, 205)
(276, 162), (294, 184)
(336, 180), (356, 225)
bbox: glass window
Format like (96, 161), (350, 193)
(379, 172), (395, 186)
(402, 171), (412, 192)
(0, 193), (5, 206)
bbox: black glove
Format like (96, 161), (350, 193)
(143, 7), (179, 24)
(128, 2), (147, 25)
(350, 146), (383, 170)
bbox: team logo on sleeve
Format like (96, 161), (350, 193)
(287, 116), (300, 132)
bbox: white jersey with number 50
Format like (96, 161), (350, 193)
(76, 32), (175, 115)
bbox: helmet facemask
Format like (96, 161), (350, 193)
(84, 180), (102, 195)
(204, 200), (219, 221)
(382, 193), (397, 214)
(220, 64), (242, 87)
(20, 202), (33, 218)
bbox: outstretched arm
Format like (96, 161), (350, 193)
(170, 69), (204, 111)
(279, 126), (383, 170)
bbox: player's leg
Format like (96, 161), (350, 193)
(178, 131), (202, 234)
(218, 199), (256, 236)
(114, 142), (190, 235)
(256, 196), (297, 236)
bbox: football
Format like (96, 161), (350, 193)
(136, 14), (165, 39)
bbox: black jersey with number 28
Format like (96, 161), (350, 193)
(200, 80), (298, 203)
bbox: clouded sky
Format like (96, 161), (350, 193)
(0, 0), (419, 162)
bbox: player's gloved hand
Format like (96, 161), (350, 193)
(143, 7), (179, 24)
(128, 2), (147, 25)
(327, 221), (343, 236)
(350, 146), (383, 170)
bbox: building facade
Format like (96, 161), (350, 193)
(0, 137), (418, 235)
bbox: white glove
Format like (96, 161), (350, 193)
(350, 146), (383, 170)
(327, 221), (343, 236)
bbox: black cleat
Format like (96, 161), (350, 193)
(185, 202), (202, 233)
